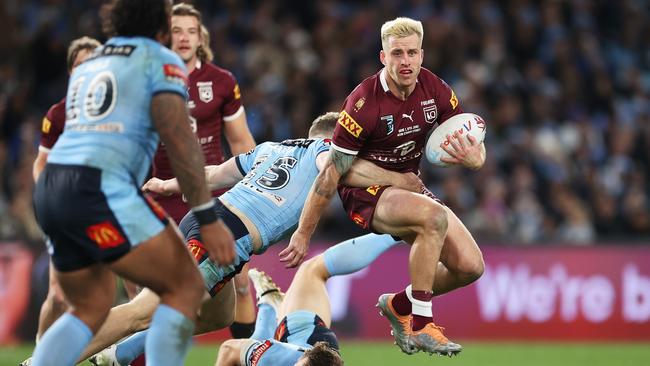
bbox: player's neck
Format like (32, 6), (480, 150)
(185, 56), (199, 73)
(386, 75), (415, 101)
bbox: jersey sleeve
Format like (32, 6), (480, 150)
(331, 89), (377, 156)
(39, 102), (65, 151)
(435, 76), (463, 124)
(149, 47), (188, 98)
(221, 71), (244, 122)
(235, 142), (269, 176)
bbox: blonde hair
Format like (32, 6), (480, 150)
(67, 36), (101, 72)
(380, 17), (424, 50)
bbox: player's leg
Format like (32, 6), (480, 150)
(32, 264), (116, 366)
(196, 280), (236, 334)
(228, 264), (256, 338)
(433, 206), (484, 295)
(278, 255), (332, 325)
(36, 260), (68, 341)
(247, 269), (285, 341)
(372, 187), (461, 355)
(108, 223), (205, 366)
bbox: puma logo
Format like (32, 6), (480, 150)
(402, 110), (414, 122)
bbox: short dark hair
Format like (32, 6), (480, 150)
(66, 37), (101, 72)
(308, 112), (339, 138)
(303, 342), (344, 366)
(103, 0), (171, 39)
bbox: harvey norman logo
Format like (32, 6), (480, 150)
(476, 264), (650, 323)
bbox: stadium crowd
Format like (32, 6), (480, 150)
(1, 0), (649, 247)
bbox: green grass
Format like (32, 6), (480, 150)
(2, 341), (649, 366)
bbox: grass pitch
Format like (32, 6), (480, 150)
(2, 341), (649, 365)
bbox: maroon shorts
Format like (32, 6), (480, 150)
(337, 185), (442, 231)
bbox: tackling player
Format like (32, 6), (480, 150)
(30, 1), (235, 365)
(288, 17), (486, 356)
(85, 112), (420, 366)
(154, 2), (258, 340)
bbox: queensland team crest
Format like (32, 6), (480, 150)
(197, 81), (213, 103)
(423, 105), (438, 124)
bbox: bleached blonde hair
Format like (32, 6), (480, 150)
(380, 17), (424, 50)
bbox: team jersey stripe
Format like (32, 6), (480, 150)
(235, 155), (248, 176)
(223, 106), (245, 122)
(330, 143), (359, 155)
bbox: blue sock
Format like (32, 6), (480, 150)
(115, 330), (148, 365)
(32, 313), (93, 366)
(250, 304), (277, 341)
(324, 233), (400, 276)
(145, 304), (195, 366)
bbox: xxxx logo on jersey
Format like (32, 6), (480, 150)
(338, 111), (363, 138)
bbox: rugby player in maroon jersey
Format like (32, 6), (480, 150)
(151, 2), (258, 343)
(287, 17), (486, 356)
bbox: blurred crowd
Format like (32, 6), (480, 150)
(1, 0), (649, 247)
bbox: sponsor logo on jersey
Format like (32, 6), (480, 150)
(353, 97), (366, 112)
(402, 110), (414, 122)
(187, 238), (207, 262)
(86, 221), (126, 249)
(163, 64), (188, 87)
(197, 81), (213, 103)
(423, 105), (438, 124)
(380, 115), (394, 135)
(233, 83), (241, 100)
(366, 185), (381, 195)
(42, 117), (52, 133)
(351, 212), (367, 229)
(98, 44), (136, 57)
(249, 340), (273, 366)
(338, 111), (363, 138)
(421, 98), (435, 106)
(450, 89), (459, 109)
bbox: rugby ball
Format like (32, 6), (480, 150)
(425, 113), (486, 167)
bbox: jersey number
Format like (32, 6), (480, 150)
(256, 157), (297, 190)
(67, 71), (118, 122)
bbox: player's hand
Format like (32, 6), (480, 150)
(142, 178), (168, 195)
(396, 172), (426, 193)
(200, 220), (236, 265)
(440, 132), (483, 169)
(281, 231), (310, 268)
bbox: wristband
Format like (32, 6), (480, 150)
(192, 200), (219, 225)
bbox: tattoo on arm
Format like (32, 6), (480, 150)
(331, 149), (355, 176)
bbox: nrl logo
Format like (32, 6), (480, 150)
(197, 81), (213, 103)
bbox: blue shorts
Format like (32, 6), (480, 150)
(33, 164), (168, 272)
(274, 311), (339, 351)
(179, 199), (254, 296)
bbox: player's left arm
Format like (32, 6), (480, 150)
(33, 151), (49, 181)
(143, 157), (244, 195)
(224, 111), (256, 155)
(341, 157), (424, 193)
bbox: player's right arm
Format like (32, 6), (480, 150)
(283, 149), (355, 268)
(343, 158), (424, 193)
(32, 151), (48, 181)
(143, 157), (244, 195)
(151, 92), (235, 265)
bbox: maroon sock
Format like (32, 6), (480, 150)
(411, 290), (433, 331)
(390, 290), (412, 316)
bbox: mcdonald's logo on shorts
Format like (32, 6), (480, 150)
(86, 221), (126, 249)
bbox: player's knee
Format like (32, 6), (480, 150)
(298, 256), (329, 281)
(45, 290), (68, 313)
(457, 251), (485, 286)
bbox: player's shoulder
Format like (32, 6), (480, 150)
(418, 67), (451, 90)
(200, 62), (237, 81)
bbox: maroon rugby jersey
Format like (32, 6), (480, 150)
(152, 61), (244, 223)
(332, 68), (462, 174)
(39, 98), (66, 152)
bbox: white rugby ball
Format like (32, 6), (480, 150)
(425, 113), (486, 167)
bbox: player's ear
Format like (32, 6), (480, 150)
(380, 50), (386, 65)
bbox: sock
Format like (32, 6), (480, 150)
(390, 290), (412, 316)
(250, 304), (277, 341)
(115, 330), (147, 365)
(31, 313), (93, 366)
(145, 304), (195, 366)
(408, 286), (433, 331)
(324, 234), (400, 276)
(229, 321), (256, 339)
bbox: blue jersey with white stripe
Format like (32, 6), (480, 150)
(243, 339), (306, 366)
(48, 36), (187, 186)
(220, 138), (330, 253)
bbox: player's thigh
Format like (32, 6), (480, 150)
(372, 187), (447, 238)
(439, 206), (484, 276)
(109, 223), (202, 296)
(196, 280), (236, 334)
(280, 256), (332, 326)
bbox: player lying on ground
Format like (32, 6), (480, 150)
(216, 232), (406, 365)
(84, 112), (421, 365)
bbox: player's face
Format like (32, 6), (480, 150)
(380, 34), (423, 92)
(171, 15), (201, 63)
